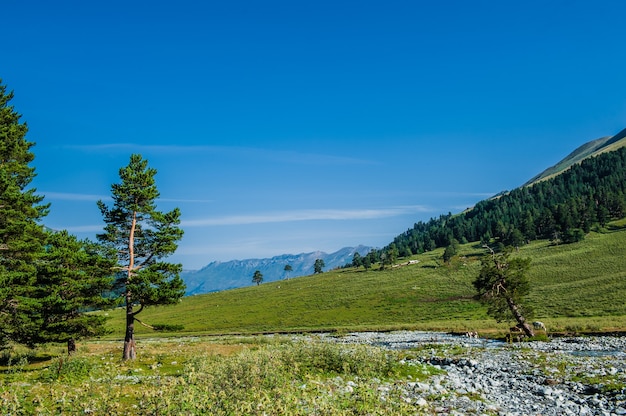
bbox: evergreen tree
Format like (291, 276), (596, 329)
(380, 243), (399, 270)
(35, 231), (116, 351)
(473, 246), (534, 337)
(387, 145), (626, 257)
(0, 80), (49, 347)
(252, 270), (263, 285)
(362, 254), (372, 270)
(283, 264), (292, 279)
(442, 239), (460, 264)
(97, 154), (185, 360)
(313, 258), (325, 274)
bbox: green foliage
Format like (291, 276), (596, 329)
(97, 154), (185, 309)
(97, 154), (185, 358)
(562, 228), (586, 244)
(474, 247), (534, 331)
(283, 264), (293, 279)
(99, 224), (626, 337)
(380, 243), (399, 269)
(152, 323), (185, 332)
(313, 258), (325, 274)
(34, 230), (116, 344)
(0, 339), (428, 414)
(39, 356), (97, 382)
(387, 147), (626, 258)
(442, 239), (460, 264)
(252, 270), (263, 285)
(0, 80), (50, 347)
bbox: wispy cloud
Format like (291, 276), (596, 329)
(42, 192), (111, 202)
(48, 224), (104, 233)
(64, 143), (376, 166)
(159, 198), (215, 203)
(181, 205), (430, 227)
(42, 192), (212, 204)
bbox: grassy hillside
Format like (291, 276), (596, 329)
(525, 128), (626, 185)
(102, 220), (626, 337)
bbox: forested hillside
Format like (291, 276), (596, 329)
(389, 146), (626, 257)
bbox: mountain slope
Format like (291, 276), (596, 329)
(104, 223), (626, 336)
(181, 245), (373, 295)
(525, 127), (626, 186)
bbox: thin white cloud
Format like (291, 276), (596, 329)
(42, 192), (111, 201)
(159, 198), (215, 203)
(181, 205), (430, 227)
(42, 192), (212, 204)
(49, 224), (104, 233)
(64, 143), (376, 166)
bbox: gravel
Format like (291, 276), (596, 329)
(319, 331), (626, 415)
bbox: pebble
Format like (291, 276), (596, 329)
(319, 331), (626, 415)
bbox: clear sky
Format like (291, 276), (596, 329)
(3, 1), (625, 269)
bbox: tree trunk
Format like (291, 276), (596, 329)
(506, 296), (535, 337)
(123, 210), (138, 360)
(67, 338), (76, 355)
(123, 294), (136, 360)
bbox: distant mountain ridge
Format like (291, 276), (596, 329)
(182, 128), (626, 296)
(524, 127), (626, 186)
(181, 245), (373, 295)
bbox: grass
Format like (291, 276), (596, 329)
(2, 220), (625, 413)
(98, 222), (626, 339)
(0, 336), (438, 414)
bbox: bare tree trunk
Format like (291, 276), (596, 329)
(507, 297), (535, 337)
(123, 293), (136, 360)
(123, 211), (138, 360)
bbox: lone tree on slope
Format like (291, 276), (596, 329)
(283, 264), (292, 279)
(313, 258), (325, 274)
(97, 154), (185, 360)
(252, 270), (264, 285)
(473, 246), (535, 337)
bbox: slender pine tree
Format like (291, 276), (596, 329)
(97, 154), (185, 360)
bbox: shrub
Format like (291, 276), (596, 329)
(39, 356), (97, 382)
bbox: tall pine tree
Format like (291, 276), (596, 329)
(0, 80), (49, 347)
(97, 154), (185, 360)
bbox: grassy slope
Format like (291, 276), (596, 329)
(102, 220), (626, 338)
(525, 133), (626, 186)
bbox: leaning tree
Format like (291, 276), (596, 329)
(97, 154), (185, 360)
(473, 246), (535, 337)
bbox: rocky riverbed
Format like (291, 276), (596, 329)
(318, 331), (626, 415)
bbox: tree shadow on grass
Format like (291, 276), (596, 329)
(607, 223), (626, 231)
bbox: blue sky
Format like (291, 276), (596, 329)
(3, 1), (625, 269)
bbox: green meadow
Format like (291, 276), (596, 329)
(103, 220), (626, 338)
(2, 222), (625, 414)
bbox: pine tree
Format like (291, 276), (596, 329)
(0, 80), (49, 347)
(97, 154), (185, 360)
(473, 246), (534, 337)
(252, 270), (263, 285)
(35, 230), (116, 351)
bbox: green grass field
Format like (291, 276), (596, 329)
(101, 220), (626, 338)
(2, 221), (626, 414)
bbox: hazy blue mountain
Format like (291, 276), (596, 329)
(181, 245), (373, 295)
